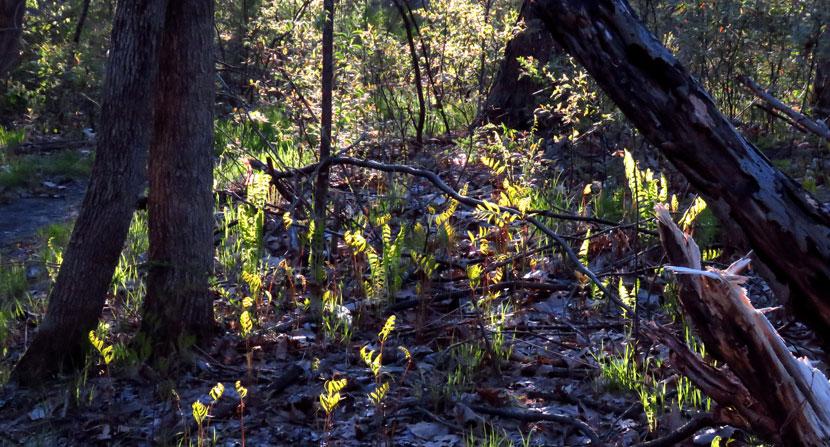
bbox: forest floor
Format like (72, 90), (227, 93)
(0, 181), (85, 247)
(0, 136), (827, 446)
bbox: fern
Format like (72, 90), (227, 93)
(368, 382), (390, 406)
(623, 150), (671, 229)
(679, 196), (707, 232)
(435, 184), (467, 242)
(319, 377), (347, 416)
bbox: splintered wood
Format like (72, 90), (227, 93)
(654, 204), (830, 446)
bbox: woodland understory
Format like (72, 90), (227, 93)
(1, 0), (829, 446)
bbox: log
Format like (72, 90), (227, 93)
(529, 0), (830, 339)
(655, 205), (830, 446)
(737, 75), (830, 142)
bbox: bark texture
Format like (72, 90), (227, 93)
(481, 2), (559, 129)
(11, 0), (167, 384)
(813, 31), (830, 120)
(0, 0), (25, 77)
(530, 0), (830, 336)
(140, 0), (216, 353)
(309, 0), (335, 320)
(655, 206), (830, 446)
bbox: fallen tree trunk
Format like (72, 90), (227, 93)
(654, 205), (830, 446)
(737, 75), (830, 142)
(529, 0), (830, 338)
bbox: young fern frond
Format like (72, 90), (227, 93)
(88, 330), (114, 365)
(412, 252), (438, 277)
(192, 400), (208, 425)
(209, 383), (224, 402)
(319, 377), (347, 416)
(368, 382), (390, 406)
(360, 345), (383, 378)
(378, 315), (396, 343)
(239, 310), (253, 337)
(235, 380), (248, 399)
(679, 196), (707, 232)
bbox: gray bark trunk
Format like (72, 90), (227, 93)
(140, 0), (216, 354)
(11, 0), (167, 384)
(813, 30), (830, 120)
(309, 0), (335, 320)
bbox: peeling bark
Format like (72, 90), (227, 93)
(655, 206), (830, 446)
(530, 0), (830, 338)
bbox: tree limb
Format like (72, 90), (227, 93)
(253, 155), (633, 315)
(737, 75), (830, 141)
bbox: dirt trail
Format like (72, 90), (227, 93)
(0, 184), (85, 247)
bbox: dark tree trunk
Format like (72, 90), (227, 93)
(140, 0), (216, 354)
(11, 0), (166, 384)
(480, 2), (560, 129)
(0, 0), (25, 77)
(72, 0), (91, 44)
(812, 30), (830, 120)
(309, 0), (335, 319)
(529, 0), (830, 336)
(393, 0), (425, 145)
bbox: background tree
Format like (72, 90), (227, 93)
(0, 0), (25, 78)
(11, 0), (167, 383)
(139, 0), (217, 354)
(812, 25), (830, 120)
(309, 0), (335, 320)
(481, 1), (559, 129)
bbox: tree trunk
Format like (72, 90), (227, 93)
(480, 2), (560, 129)
(393, 0), (425, 145)
(0, 0), (25, 77)
(140, 0), (216, 355)
(529, 0), (830, 336)
(309, 0), (335, 320)
(812, 29), (830, 120)
(11, 0), (166, 384)
(72, 0), (91, 45)
(655, 206), (830, 446)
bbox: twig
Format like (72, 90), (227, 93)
(413, 406), (464, 432)
(737, 75), (830, 141)
(252, 156), (633, 316)
(467, 404), (603, 446)
(632, 413), (714, 447)
(390, 279), (574, 310)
